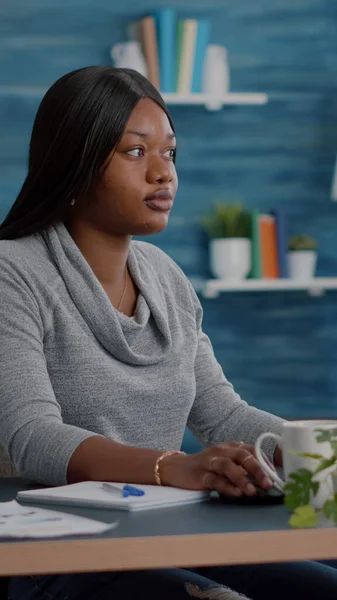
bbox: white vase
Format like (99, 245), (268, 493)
(288, 251), (317, 279)
(202, 45), (230, 97)
(210, 238), (251, 280)
(110, 41), (148, 77)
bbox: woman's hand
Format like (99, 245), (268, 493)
(160, 442), (274, 497)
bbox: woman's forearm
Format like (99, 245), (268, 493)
(67, 435), (165, 484)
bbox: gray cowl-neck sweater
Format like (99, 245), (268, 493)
(0, 222), (283, 485)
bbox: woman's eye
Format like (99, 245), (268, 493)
(164, 148), (176, 159)
(127, 148), (144, 157)
(126, 147), (176, 159)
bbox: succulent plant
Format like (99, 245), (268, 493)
(202, 203), (251, 239)
(288, 235), (317, 251)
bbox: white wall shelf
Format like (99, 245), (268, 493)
(0, 88), (268, 109)
(190, 277), (337, 298)
(161, 92), (268, 111)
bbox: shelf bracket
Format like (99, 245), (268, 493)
(202, 284), (220, 298)
(308, 287), (325, 297)
(204, 100), (223, 111)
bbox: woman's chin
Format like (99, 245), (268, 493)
(134, 212), (170, 236)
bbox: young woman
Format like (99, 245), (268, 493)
(1, 66), (336, 600)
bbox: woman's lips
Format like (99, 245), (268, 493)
(144, 198), (173, 212)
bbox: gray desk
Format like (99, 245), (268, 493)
(1, 478), (337, 576)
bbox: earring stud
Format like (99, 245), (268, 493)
(70, 198), (76, 206)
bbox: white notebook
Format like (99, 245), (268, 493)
(17, 481), (208, 512)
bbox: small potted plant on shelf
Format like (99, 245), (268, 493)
(202, 202), (252, 280)
(288, 234), (318, 280)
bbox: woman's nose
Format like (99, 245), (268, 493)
(146, 157), (173, 184)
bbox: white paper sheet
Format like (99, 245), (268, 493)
(0, 500), (118, 538)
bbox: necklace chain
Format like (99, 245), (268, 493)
(117, 267), (128, 312)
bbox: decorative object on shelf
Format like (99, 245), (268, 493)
(203, 203), (251, 280)
(110, 41), (148, 77)
(202, 45), (230, 110)
(288, 234), (318, 280)
(124, 11), (266, 110)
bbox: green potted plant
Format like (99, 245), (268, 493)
(284, 427), (337, 529)
(203, 203), (252, 280)
(288, 234), (318, 280)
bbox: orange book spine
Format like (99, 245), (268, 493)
(140, 16), (160, 90)
(259, 215), (279, 278)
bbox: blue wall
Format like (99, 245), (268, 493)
(1, 0), (337, 419)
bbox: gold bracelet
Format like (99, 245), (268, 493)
(154, 450), (186, 485)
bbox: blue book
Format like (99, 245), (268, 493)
(272, 209), (288, 278)
(191, 20), (210, 93)
(155, 8), (176, 93)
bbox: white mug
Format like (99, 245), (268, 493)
(255, 420), (337, 509)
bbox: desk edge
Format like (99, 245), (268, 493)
(0, 528), (337, 576)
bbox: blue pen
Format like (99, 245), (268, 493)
(101, 483), (145, 498)
(123, 484), (145, 497)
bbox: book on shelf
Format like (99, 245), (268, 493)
(191, 19), (210, 93)
(249, 209), (262, 279)
(176, 19), (198, 94)
(272, 208), (288, 278)
(139, 16), (160, 89)
(155, 7), (176, 93)
(126, 11), (211, 96)
(259, 214), (279, 279)
(249, 209), (288, 280)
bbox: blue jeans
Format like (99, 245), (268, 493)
(8, 561), (337, 599)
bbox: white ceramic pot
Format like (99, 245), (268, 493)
(110, 41), (148, 77)
(288, 250), (317, 279)
(202, 45), (230, 97)
(210, 238), (251, 280)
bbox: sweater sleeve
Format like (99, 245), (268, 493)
(187, 290), (284, 462)
(0, 258), (99, 485)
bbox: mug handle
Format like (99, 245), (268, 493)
(255, 432), (285, 491)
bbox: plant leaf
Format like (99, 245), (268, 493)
(322, 495), (337, 524)
(202, 202), (251, 239)
(288, 451), (323, 460)
(289, 505), (319, 529)
(288, 235), (317, 251)
(284, 469), (318, 510)
(315, 429), (337, 443)
(313, 456), (337, 476)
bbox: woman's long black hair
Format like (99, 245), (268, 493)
(0, 66), (174, 240)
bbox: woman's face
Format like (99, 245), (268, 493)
(82, 98), (178, 237)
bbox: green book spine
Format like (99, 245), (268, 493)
(175, 20), (185, 91)
(249, 210), (262, 279)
